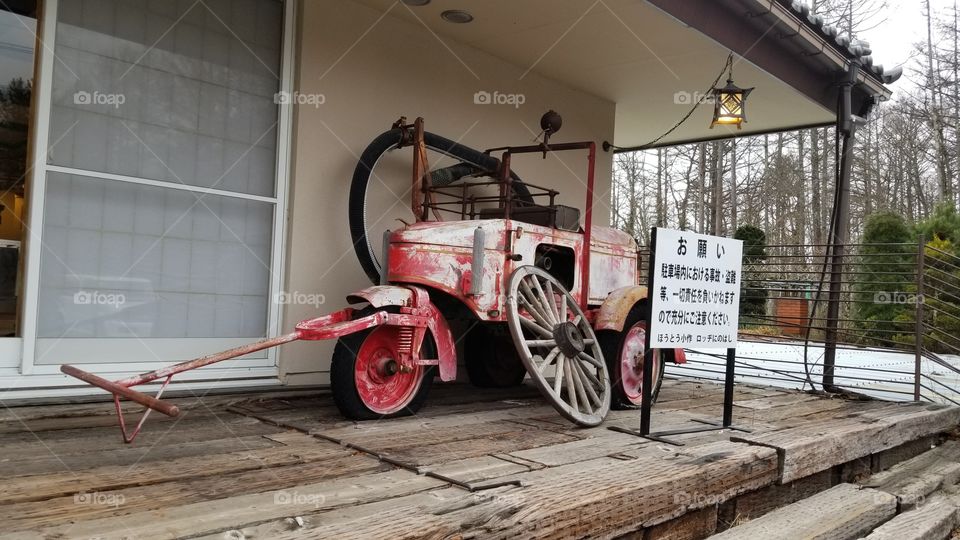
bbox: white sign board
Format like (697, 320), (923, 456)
(648, 228), (744, 349)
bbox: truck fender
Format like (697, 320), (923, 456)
(345, 285), (457, 382)
(594, 286), (687, 365)
(594, 286), (648, 332)
(346, 285), (415, 309)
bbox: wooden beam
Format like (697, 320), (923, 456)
(709, 483), (896, 539)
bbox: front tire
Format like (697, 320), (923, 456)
(599, 310), (665, 410)
(331, 322), (434, 420)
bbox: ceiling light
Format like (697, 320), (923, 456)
(441, 10), (473, 23)
(401, 0), (431, 5)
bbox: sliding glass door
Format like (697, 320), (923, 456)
(23, 0), (291, 375)
(0, 1), (38, 368)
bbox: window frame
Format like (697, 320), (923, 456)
(17, 0), (295, 380)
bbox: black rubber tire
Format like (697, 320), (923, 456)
(330, 311), (436, 420)
(598, 305), (666, 410)
(349, 128), (534, 284)
(463, 323), (527, 388)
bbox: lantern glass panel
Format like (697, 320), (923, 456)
(720, 93), (743, 116)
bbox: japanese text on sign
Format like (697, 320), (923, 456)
(648, 228), (743, 348)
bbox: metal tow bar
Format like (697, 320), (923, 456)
(60, 307), (433, 443)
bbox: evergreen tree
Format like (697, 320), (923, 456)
(916, 202), (960, 253)
(855, 212), (915, 346)
(734, 225), (768, 320)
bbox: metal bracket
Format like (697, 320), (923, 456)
(608, 425), (687, 446)
(425, 471), (523, 492)
(608, 418), (750, 447)
(114, 375), (173, 443)
(688, 418), (752, 433)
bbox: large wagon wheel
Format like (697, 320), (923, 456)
(506, 266), (611, 426)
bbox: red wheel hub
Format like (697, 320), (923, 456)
(619, 322), (660, 405)
(354, 326), (423, 415)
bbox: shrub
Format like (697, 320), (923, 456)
(734, 225), (768, 321)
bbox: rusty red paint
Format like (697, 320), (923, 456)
(61, 283), (460, 442)
(354, 325), (426, 414)
(595, 286), (649, 332)
(346, 286), (414, 309)
(418, 300), (457, 382)
(618, 322), (660, 405)
(112, 375), (173, 443)
(109, 331), (305, 389)
(344, 285), (457, 382)
(63, 122), (691, 441)
(581, 143), (596, 310)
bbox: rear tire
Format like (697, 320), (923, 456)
(330, 314), (435, 420)
(464, 323), (527, 388)
(598, 306), (665, 410)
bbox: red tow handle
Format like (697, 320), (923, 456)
(60, 364), (181, 417)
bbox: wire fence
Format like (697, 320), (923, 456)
(641, 240), (960, 405)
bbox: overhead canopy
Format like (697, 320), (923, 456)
(355, 0), (899, 149)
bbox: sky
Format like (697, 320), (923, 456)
(865, 0), (956, 95)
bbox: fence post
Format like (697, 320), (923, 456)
(914, 235), (925, 402)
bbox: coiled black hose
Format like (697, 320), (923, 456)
(349, 128), (532, 284)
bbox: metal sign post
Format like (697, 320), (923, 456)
(639, 228), (659, 436)
(723, 347), (736, 426)
(621, 227), (749, 446)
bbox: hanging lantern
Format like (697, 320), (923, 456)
(710, 77), (753, 129)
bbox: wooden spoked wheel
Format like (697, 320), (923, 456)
(506, 266), (611, 426)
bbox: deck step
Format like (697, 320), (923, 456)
(730, 402), (960, 483)
(861, 495), (960, 540)
(708, 483), (897, 540)
(861, 441), (960, 510)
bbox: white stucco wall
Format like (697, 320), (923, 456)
(279, 0), (616, 385)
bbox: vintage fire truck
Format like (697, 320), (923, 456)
(62, 113), (685, 442)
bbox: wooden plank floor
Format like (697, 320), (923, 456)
(0, 378), (957, 539)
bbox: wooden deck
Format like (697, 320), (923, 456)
(1, 378), (959, 539)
